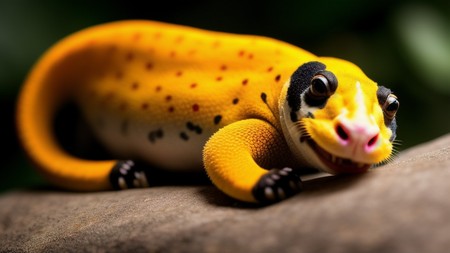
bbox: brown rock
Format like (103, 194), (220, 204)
(0, 134), (449, 253)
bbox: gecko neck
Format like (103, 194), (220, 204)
(278, 80), (317, 169)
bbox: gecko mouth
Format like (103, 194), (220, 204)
(307, 139), (371, 174)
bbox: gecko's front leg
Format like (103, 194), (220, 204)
(203, 119), (303, 203)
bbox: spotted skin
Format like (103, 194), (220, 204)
(17, 21), (398, 203)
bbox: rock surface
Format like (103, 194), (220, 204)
(1, 134), (449, 253)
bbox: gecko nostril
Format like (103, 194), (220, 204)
(336, 124), (350, 142)
(367, 133), (379, 148)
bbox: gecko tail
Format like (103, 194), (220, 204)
(16, 24), (117, 191)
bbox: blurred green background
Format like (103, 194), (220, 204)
(1, 0), (449, 192)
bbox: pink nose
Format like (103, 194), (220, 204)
(335, 120), (380, 154)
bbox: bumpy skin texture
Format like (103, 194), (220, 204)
(17, 20), (396, 203)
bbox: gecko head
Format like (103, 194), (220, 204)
(279, 59), (399, 174)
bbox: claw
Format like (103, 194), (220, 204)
(270, 174), (281, 180)
(278, 170), (289, 176)
(265, 177), (275, 186)
(277, 187), (286, 200)
(264, 187), (276, 201)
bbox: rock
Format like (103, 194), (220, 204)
(0, 134), (449, 253)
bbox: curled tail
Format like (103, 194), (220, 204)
(16, 23), (122, 191)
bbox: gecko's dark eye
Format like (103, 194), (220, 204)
(383, 94), (399, 119)
(310, 75), (328, 96)
(304, 70), (337, 107)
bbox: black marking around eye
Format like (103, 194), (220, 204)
(287, 61), (326, 112)
(290, 111), (298, 122)
(287, 62), (326, 123)
(388, 119), (397, 142)
(377, 86), (398, 142)
(376, 86), (391, 106)
(148, 128), (164, 143)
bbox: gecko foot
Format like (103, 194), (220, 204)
(252, 167), (303, 204)
(110, 160), (150, 190)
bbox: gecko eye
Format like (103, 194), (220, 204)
(383, 94), (399, 119)
(310, 76), (328, 96)
(304, 71), (337, 107)
(310, 71), (337, 97)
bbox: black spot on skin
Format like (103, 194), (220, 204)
(261, 92), (267, 103)
(148, 129), (164, 143)
(275, 74), (281, 82)
(186, 122), (202, 134)
(180, 132), (189, 141)
(156, 129), (163, 138)
(187, 122), (195, 131)
(287, 62), (326, 112)
(376, 86), (391, 106)
(214, 115), (222, 125)
(306, 112), (315, 119)
(232, 98), (239, 105)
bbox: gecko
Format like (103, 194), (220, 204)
(17, 20), (399, 204)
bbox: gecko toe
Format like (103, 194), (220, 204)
(110, 160), (150, 190)
(253, 167), (303, 204)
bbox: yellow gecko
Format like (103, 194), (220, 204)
(17, 20), (399, 204)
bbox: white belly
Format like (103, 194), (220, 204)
(87, 112), (211, 171)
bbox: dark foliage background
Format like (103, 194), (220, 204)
(1, 0), (449, 191)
